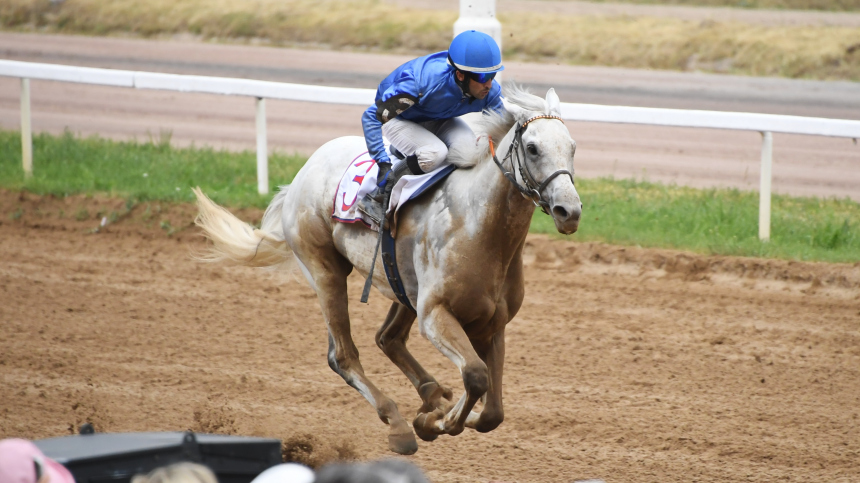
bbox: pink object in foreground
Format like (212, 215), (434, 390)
(0, 439), (76, 483)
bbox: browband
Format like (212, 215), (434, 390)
(519, 115), (564, 132)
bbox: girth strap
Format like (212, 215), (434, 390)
(363, 164), (457, 312)
(381, 227), (416, 313)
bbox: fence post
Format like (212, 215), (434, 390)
(759, 131), (773, 241)
(454, 0), (502, 52)
(21, 78), (32, 178)
(255, 97), (268, 195)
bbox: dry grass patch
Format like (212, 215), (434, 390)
(0, 0), (455, 51)
(614, 0), (860, 11)
(2, 0), (860, 80)
(503, 14), (860, 79)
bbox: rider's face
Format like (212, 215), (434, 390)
(468, 77), (493, 99)
(456, 71), (493, 99)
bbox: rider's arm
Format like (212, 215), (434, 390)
(362, 72), (421, 165)
(361, 106), (391, 165)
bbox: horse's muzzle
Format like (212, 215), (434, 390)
(552, 200), (582, 235)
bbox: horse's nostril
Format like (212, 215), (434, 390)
(552, 205), (569, 220)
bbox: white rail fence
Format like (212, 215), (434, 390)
(2, 59), (859, 240)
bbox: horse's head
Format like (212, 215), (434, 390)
(501, 88), (582, 234)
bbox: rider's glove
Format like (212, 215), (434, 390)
(376, 161), (392, 188)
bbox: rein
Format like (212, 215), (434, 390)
(489, 115), (574, 215)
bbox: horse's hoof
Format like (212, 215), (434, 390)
(412, 413), (439, 442)
(388, 431), (418, 455)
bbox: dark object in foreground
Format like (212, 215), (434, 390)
(34, 429), (281, 483)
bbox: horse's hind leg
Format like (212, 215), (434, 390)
(304, 250), (418, 455)
(375, 303), (454, 441)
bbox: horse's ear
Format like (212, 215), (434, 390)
(546, 88), (561, 116)
(502, 98), (528, 124)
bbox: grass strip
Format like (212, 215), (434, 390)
(2, 0), (860, 81)
(530, 178), (860, 263)
(0, 130), (307, 209)
(2, 130), (859, 263)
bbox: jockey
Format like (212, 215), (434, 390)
(358, 29), (506, 223)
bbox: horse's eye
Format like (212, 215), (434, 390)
(526, 144), (539, 156)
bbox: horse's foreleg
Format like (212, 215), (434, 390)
(414, 305), (487, 437)
(466, 327), (505, 432)
(376, 303), (454, 442)
(309, 255), (418, 455)
(376, 304), (454, 411)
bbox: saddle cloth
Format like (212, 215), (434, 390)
(332, 142), (455, 233)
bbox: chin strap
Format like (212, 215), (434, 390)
(448, 54), (477, 103)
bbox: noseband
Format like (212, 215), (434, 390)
(490, 115), (574, 215)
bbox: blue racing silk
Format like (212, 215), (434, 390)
(361, 51), (504, 165)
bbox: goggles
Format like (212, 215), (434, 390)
(467, 71), (496, 84)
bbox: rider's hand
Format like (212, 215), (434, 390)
(376, 161), (392, 188)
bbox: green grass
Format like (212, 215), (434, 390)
(530, 177), (860, 263)
(0, 130), (306, 208)
(2, 130), (859, 263)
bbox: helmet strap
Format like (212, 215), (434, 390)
(448, 54), (475, 101)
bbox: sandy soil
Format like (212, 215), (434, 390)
(1, 189), (858, 482)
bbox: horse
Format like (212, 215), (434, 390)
(192, 85), (582, 455)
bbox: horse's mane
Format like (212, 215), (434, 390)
(449, 83), (549, 168)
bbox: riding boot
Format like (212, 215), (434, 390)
(357, 159), (412, 227)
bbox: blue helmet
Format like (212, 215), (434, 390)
(448, 30), (505, 74)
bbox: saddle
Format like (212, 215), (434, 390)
(332, 145), (456, 312)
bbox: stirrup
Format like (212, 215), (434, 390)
(358, 158), (412, 227)
(357, 188), (387, 225)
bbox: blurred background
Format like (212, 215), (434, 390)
(1, 0), (859, 199)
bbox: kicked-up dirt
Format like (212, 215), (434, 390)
(1, 189), (858, 482)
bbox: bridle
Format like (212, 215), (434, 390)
(490, 114), (574, 215)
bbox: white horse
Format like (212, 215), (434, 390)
(193, 85), (582, 455)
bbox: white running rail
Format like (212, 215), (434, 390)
(2, 59), (859, 240)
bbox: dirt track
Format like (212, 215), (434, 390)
(1, 189), (859, 482)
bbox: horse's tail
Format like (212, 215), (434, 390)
(192, 186), (291, 268)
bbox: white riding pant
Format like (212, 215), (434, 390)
(382, 117), (476, 173)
